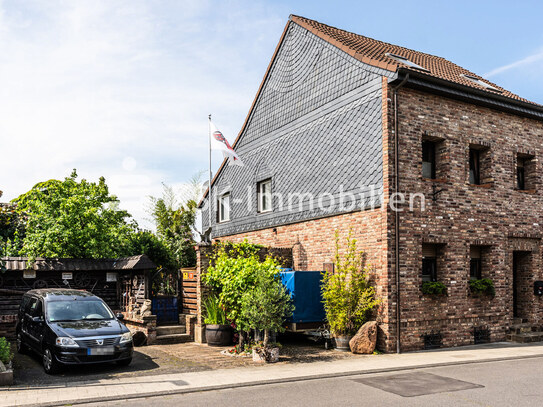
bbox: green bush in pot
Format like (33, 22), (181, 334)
(322, 230), (380, 350)
(240, 267), (293, 362)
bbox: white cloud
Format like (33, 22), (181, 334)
(484, 48), (543, 78)
(0, 0), (286, 228)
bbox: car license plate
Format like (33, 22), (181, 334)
(87, 347), (114, 355)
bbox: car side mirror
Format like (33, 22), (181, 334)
(32, 316), (44, 323)
(116, 313), (125, 320)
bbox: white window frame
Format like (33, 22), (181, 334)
(219, 193), (230, 222)
(257, 179), (272, 213)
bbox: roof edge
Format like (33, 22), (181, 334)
(392, 68), (543, 120)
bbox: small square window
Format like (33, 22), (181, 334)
(516, 153), (536, 191)
(469, 148), (481, 185)
(422, 244), (438, 282)
(470, 246), (482, 280)
(422, 140), (436, 179)
(257, 179), (272, 213)
(218, 193), (230, 222)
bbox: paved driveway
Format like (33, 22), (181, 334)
(12, 346), (211, 387)
(12, 335), (356, 387)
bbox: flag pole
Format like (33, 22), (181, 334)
(208, 114), (212, 230)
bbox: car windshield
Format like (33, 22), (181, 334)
(46, 300), (114, 322)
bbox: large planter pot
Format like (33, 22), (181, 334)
(205, 324), (232, 346)
(334, 335), (353, 351)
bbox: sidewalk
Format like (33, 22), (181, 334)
(3, 342), (543, 407)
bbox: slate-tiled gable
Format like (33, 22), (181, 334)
(202, 22), (387, 237)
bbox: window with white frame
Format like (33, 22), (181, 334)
(218, 193), (230, 222)
(257, 179), (272, 213)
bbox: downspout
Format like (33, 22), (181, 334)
(391, 73), (409, 354)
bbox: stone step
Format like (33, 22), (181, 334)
(156, 325), (186, 336)
(508, 331), (543, 343)
(154, 333), (192, 345)
(509, 323), (539, 334)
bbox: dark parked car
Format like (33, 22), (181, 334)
(16, 289), (133, 374)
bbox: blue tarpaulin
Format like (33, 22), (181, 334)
(280, 270), (325, 323)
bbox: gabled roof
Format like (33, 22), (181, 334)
(1, 254), (156, 272)
(290, 15), (535, 105)
(199, 15), (541, 208)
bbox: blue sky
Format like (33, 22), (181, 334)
(1, 0), (542, 228)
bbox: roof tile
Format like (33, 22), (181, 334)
(290, 15), (537, 106)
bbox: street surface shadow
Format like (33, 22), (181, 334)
(13, 349), (160, 388)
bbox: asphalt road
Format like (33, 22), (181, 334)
(81, 356), (543, 407)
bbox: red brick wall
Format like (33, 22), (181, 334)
(215, 207), (395, 350)
(394, 86), (543, 351)
(211, 83), (543, 353)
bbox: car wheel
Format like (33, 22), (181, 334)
(43, 348), (61, 374)
(116, 357), (132, 367)
(16, 332), (28, 354)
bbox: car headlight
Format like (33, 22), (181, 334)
(120, 332), (133, 343)
(56, 337), (79, 347)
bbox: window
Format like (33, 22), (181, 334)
(422, 140), (436, 179)
(422, 244), (438, 282)
(517, 153), (536, 191)
(385, 53), (429, 72)
(460, 74), (501, 92)
(469, 148), (481, 185)
(218, 193), (230, 222)
(257, 179), (272, 213)
(470, 246), (482, 280)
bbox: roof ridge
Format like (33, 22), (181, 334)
(289, 15), (535, 105)
(290, 14), (451, 62)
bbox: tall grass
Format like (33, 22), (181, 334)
(203, 294), (227, 325)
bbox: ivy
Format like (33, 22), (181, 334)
(203, 240), (278, 348)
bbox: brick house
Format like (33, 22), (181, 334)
(199, 15), (543, 352)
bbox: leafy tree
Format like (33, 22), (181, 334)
(148, 178), (201, 268)
(240, 267), (293, 348)
(0, 202), (25, 258)
(12, 170), (137, 261)
(322, 230), (380, 336)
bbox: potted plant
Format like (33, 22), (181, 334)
(322, 230), (380, 351)
(421, 281), (448, 297)
(240, 267), (293, 362)
(469, 278), (495, 297)
(203, 294), (232, 346)
(0, 337), (13, 386)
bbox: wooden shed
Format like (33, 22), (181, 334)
(0, 255), (157, 339)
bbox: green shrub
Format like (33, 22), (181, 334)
(322, 230), (380, 336)
(203, 240), (281, 349)
(203, 294), (228, 325)
(0, 337), (13, 365)
(240, 268), (293, 348)
(421, 281), (448, 296)
(469, 278), (495, 297)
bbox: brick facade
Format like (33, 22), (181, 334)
(199, 17), (543, 352)
(212, 85), (543, 352)
(392, 86), (543, 351)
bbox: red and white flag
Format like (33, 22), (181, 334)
(209, 122), (244, 166)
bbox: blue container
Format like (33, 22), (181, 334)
(280, 270), (325, 323)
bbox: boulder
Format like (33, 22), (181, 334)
(349, 321), (378, 354)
